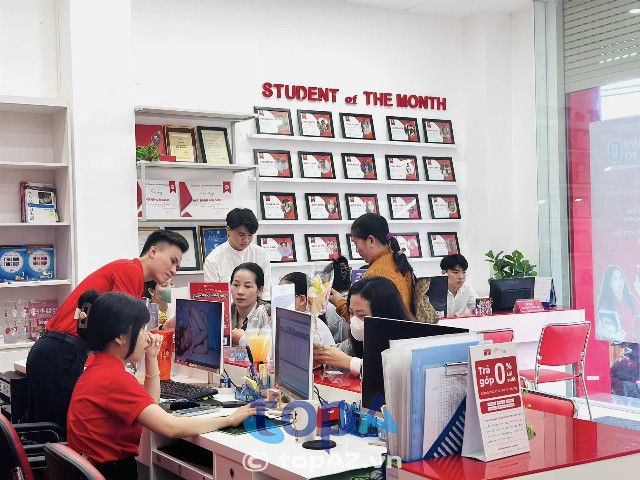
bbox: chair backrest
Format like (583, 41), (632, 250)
(44, 443), (105, 480)
(0, 414), (34, 480)
(482, 328), (514, 344)
(537, 322), (590, 367)
(522, 391), (576, 417)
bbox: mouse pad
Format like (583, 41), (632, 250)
(220, 416), (290, 435)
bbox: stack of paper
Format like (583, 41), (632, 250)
(20, 182), (59, 223)
(382, 332), (484, 462)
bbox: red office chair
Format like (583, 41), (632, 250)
(0, 414), (64, 480)
(481, 328), (514, 344)
(43, 443), (105, 480)
(519, 321), (592, 420)
(522, 390), (576, 417)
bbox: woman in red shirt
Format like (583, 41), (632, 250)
(68, 291), (256, 480)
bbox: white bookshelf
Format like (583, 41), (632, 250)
(248, 133), (457, 149)
(0, 96), (76, 345)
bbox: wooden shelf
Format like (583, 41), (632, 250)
(256, 177), (457, 186)
(0, 279), (71, 289)
(0, 96), (67, 114)
(248, 133), (457, 149)
(135, 106), (254, 122)
(137, 161), (256, 173)
(0, 161), (68, 170)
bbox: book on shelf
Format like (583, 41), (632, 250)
(20, 182), (59, 224)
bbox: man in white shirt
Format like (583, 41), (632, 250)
(203, 209), (271, 295)
(441, 254), (478, 317)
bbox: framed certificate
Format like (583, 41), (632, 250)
(346, 234), (363, 260)
(297, 110), (335, 138)
(196, 126), (231, 165)
(339, 113), (376, 140)
(165, 227), (201, 271)
(164, 126), (197, 162)
(305, 193), (341, 220)
(387, 194), (421, 220)
(422, 119), (455, 144)
(424, 156), (456, 182)
(257, 234), (296, 263)
(298, 152), (335, 179)
(385, 155), (419, 181)
(254, 106), (294, 135)
(341, 153), (377, 180)
(392, 233), (422, 258)
(260, 192), (298, 220)
(345, 194), (379, 219)
(427, 232), (460, 257)
(138, 227), (159, 256)
(386, 116), (420, 142)
(254, 149), (292, 178)
(305, 234), (341, 261)
(199, 225), (228, 263)
(428, 194), (461, 219)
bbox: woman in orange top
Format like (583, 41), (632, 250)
(330, 213), (414, 319)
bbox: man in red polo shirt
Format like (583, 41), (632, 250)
(26, 230), (188, 433)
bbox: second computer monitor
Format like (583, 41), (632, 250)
(489, 277), (536, 312)
(274, 307), (313, 401)
(174, 299), (223, 372)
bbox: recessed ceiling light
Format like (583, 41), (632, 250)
(629, 8), (640, 13)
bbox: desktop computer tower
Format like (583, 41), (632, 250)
(0, 371), (29, 423)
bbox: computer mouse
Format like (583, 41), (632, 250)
(169, 400), (200, 411)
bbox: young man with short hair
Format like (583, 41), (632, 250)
(440, 253), (478, 317)
(203, 208), (271, 290)
(26, 230), (189, 433)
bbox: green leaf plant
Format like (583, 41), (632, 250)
(484, 249), (538, 282)
(136, 142), (160, 162)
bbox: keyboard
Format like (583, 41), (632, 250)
(172, 405), (221, 417)
(160, 380), (218, 400)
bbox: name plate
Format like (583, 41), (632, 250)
(513, 299), (544, 313)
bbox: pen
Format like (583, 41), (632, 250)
(246, 345), (256, 375)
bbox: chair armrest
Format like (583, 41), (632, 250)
(14, 421), (64, 443)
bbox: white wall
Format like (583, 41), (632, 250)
(0, 0), (58, 97)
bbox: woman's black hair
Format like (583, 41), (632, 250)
(597, 265), (637, 316)
(230, 262), (265, 289)
(76, 292), (149, 359)
(280, 271), (307, 296)
(346, 276), (410, 357)
(350, 213), (413, 276)
(142, 280), (157, 300)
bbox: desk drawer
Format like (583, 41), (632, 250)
(153, 450), (213, 480)
(215, 455), (253, 480)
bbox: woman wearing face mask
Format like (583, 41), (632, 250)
(68, 291), (257, 480)
(143, 280), (174, 328)
(230, 262), (270, 346)
(279, 271), (336, 347)
(314, 276), (410, 375)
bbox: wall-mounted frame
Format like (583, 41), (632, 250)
(254, 149), (293, 178)
(423, 156), (456, 182)
(260, 192), (298, 220)
(297, 110), (335, 138)
(427, 232), (460, 257)
(385, 155), (419, 181)
(305, 234), (341, 261)
(254, 106), (294, 135)
(422, 119), (455, 144)
(199, 225), (228, 263)
(196, 126), (231, 165)
(428, 194), (461, 219)
(346, 234), (363, 261)
(257, 234), (297, 263)
(386, 116), (420, 142)
(392, 232), (422, 258)
(387, 194), (421, 220)
(305, 193), (342, 220)
(298, 151), (335, 179)
(341, 153), (377, 180)
(138, 226), (159, 256)
(339, 113), (376, 140)
(165, 226), (201, 271)
(164, 125), (197, 162)
(345, 194), (379, 219)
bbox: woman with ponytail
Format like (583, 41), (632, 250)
(329, 213), (414, 320)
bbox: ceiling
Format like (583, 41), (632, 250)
(314, 0), (533, 17)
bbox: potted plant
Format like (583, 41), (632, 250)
(136, 142), (160, 163)
(484, 249), (537, 280)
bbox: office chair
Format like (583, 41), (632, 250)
(522, 390), (576, 417)
(0, 414), (63, 480)
(520, 321), (592, 420)
(44, 443), (105, 480)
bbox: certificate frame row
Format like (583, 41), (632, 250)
(257, 232), (460, 263)
(255, 150), (456, 182)
(138, 225), (227, 271)
(259, 192), (461, 221)
(254, 106), (455, 144)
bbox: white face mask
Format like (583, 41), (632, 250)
(350, 315), (365, 342)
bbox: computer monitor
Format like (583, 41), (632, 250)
(426, 275), (449, 317)
(174, 299), (223, 372)
(362, 317), (467, 410)
(274, 307), (313, 401)
(489, 277), (536, 312)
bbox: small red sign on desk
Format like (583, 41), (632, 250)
(513, 299), (544, 313)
